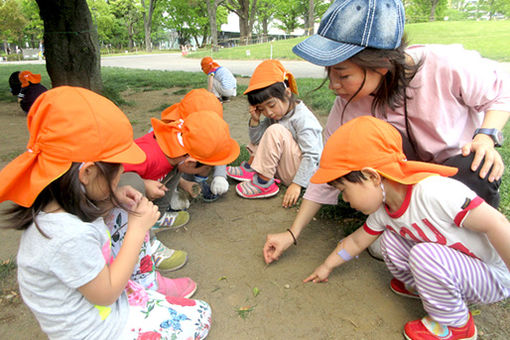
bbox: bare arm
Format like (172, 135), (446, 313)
(207, 75), (214, 92)
(304, 227), (378, 283)
(78, 197), (159, 306)
(263, 199), (321, 264)
(462, 201), (510, 272)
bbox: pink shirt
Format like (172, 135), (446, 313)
(123, 131), (174, 181)
(304, 44), (510, 205)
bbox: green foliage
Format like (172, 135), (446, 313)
(0, 0), (27, 42)
(406, 0), (449, 22)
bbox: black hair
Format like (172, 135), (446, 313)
(246, 81), (299, 109)
(2, 162), (123, 237)
(328, 171), (367, 187)
(9, 71), (21, 96)
(321, 35), (422, 124)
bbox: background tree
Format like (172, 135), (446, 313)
(140, 0), (158, 52)
(225, 0), (258, 44)
(274, 0), (302, 35)
(406, 0), (448, 22)
(206, 0), (226, 51)
(20, 0), (43, 49)
(109, 0), (143, 50)
(36, 0), (102, 91)
(0, 0), (27, 54)
(478, 0), (508, 19)
(255, 0), (275, 41)
(160, 0), (211, 47)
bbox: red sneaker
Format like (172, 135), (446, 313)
(404, 313), (477, 340)
(390, 278), (420, 299)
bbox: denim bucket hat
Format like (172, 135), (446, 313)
(293, 0), (405, 66)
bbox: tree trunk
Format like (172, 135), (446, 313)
(429, 0), (438, 21)
(207, 0), (219, 52)
(141, 0), (157, 53)
(36, 0), (102, 92)
(307, 0), (314, 35)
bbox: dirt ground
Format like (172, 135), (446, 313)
(1, 86), (510, 339)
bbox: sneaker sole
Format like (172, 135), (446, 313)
(235, 185), (279, 199)
(390, 285), (420, 300)
(184, 284), (197, 299)
(226, 172), (254, 182)
(404, 326), (477, 340)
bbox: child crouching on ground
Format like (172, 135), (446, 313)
(305, 116), (510, 340)
(227, 59), (323, 208)
(0, 87), (211, 339)
(160, 88), (230, 206)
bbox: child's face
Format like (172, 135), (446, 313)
(253, 95), (291, 121)
(85, 164), (123, 202)
(327, 60), (386, 102)
(332, 178), (383, 215)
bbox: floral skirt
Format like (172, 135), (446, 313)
(119, 289), (211, 340)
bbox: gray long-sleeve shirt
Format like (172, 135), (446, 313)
(249, 101), (323, 188)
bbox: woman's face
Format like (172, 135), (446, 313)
(327, 60), (386, 102)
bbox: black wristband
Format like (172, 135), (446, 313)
(287, 229), (297, 245)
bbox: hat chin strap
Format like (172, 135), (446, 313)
(380, 182), (386, 203)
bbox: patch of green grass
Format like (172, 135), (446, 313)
(188, 20), (510, 62)
(0, 258), (16, 281)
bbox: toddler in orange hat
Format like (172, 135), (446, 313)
(304, 116), (510, 340)
(0, 86), (211, 339)
(227, 59), (323, 208)
(200, 56), (237, 102)
(8, 70), (48, 114)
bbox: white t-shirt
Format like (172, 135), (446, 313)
(363, 176), (510, 288)
(17, 212), (128, 339)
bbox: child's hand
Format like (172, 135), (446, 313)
(115, 185), (143, 210)
(282, 183), (302, 208)
(128, 197), (160, 233)
(249, 105), (261, 123)
(263, 231), (295, 264)
(303, 263), (332, 283)
(211, 176), (229, 195)
(144, 179), (168, 200)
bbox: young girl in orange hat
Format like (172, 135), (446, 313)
(305, 116), (510, 339)
(0, 86), (211, 339)
(227, 59), (323, 208)
(200, 56), (237, 102)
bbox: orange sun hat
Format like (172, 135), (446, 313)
(311, 116), (458, 185)
(19, 70), (42, 88)
(0, 86), (146, 207)
(244, 59), (298, 95)
(151, 110), (240, 166)
(160, 88), (223, 123)
(200, 56), (220, 74)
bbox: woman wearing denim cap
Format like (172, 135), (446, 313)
(263, 0), (510, 267)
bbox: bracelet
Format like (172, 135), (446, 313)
(286, 229), (297, 245)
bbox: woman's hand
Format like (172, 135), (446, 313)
(462, 134), (504, 182)
(144, 179), (168, 200)
(303, 263), (332, 283)
(263, 231), (295, 264)
(282, 183), (302, 208)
